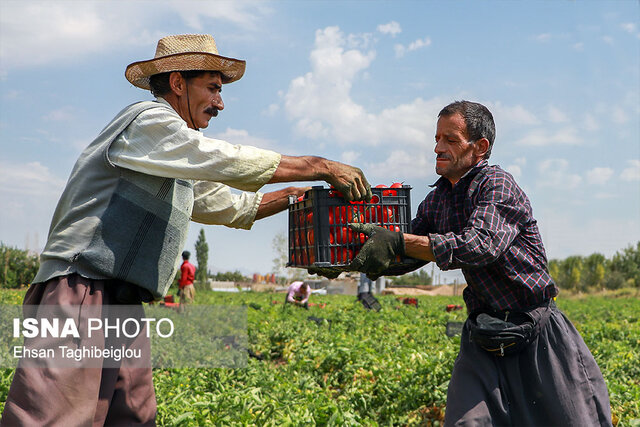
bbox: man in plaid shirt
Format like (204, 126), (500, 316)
(351, 101), (612, 426)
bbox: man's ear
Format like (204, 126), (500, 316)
(475, 138), (490, 159)
(169, 72), (186, 96)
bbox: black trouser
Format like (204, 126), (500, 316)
(444, 303), (612, 426)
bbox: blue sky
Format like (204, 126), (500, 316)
(1, 1), (638, 282)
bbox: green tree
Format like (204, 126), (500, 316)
(583, 253), (607, 289)
(194, 228), (209, 287)
(0, 243), (39, 288)
(609, 242), (640, 288)
(212, 271), (250, 282)
(548, 259), (561, 284)
(389, 268), (433, 287)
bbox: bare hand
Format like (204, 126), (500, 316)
(326, 162), (372, 202)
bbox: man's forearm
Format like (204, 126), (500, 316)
(268, 156), (328, 183)
(403, 233), (436, 262)
(268, 155), (371, 202)
(255, 186), (310, 220)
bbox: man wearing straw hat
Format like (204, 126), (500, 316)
(1, 34), (372, 426)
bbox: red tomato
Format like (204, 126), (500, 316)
(306, 212), (313, 224)
(390, 182), (403, 188)
(346, 249), (354, 262)
(328, 208), (334, 225)
(307, 230), (314, 245)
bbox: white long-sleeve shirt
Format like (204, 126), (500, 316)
(109, 98), (281, 229)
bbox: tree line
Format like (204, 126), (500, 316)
(548, 242), (640, 292)
(1, 240), (639, 291)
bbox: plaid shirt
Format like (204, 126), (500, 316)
(411, 161), (558, 313)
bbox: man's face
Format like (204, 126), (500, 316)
(434, 113), (478, 185)
(183, 72), (225, 129)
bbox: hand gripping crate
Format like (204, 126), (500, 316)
(287, 185), (412, 270)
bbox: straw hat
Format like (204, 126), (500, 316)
(125, 34), (246, 90)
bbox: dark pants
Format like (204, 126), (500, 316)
(444, 303), (612, 426)
(1, 274), (156, 427)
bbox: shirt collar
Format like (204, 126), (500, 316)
(429, 160), (489, 189)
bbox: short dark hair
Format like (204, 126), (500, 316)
(182, 251), (191, 260)
(149, 70), (212, 97)
(438, 100), (496, 159)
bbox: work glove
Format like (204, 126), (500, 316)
(348, 223), (405, 280)
(307, 267), (342, 280)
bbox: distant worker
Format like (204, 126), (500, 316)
(178, 251), (196, 305)
(285, 281), (311, 309)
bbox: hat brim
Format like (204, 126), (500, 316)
(125, 52), (246, 90)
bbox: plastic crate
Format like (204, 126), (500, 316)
(288, 185), (412, 269)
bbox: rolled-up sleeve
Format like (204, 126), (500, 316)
(109, 100), (281, 192)
(191, 181), (263, 230)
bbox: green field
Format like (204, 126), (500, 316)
(1, 288), (639, 426)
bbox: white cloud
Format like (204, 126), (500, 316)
(583, 113), (599, 131)
(586, 167), (614, 185)
(366, 150), (433, 181)
(43, 107), (76, 122)
(408, 37), (431, 50)
(283, 26), (444, 148)
(505, 164), (522, 179)
(394, 44), (406, 58)
(175, 1), (272, 30)
(262, 103), (279, 117)
(514, 157), (527, 166)
(620, 160), (640, 181)
(572, 42), (584, 51)
(377, 21), (401, 37)
(3, 90), (20, 100)
(394, 37), (431, 57)
(212, 127), (277, 150)
(515, 127), (582, 146)
(0, 161), (66, 197)
(340, 151), (361, 165)
(537, 158), (582, 189)
(0, 1), (269, 72)
(533, 33), (552, 42)
(620, 22), (637, 34)
(546, 105), (569, 123)
(602, 35), (614, 45)
(490, 102), (540, 126)
(611, 106), (630, 124)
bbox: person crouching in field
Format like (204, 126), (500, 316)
(347, 101), (612, 426)
(285, 281), (312, 309)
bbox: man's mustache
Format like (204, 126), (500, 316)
(436, 154), (451, 160)
(204, 107), (219, 117)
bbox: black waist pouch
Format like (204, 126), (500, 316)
(469, 300), (553, 357)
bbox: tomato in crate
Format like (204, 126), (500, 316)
(287, 184), (412, 269)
